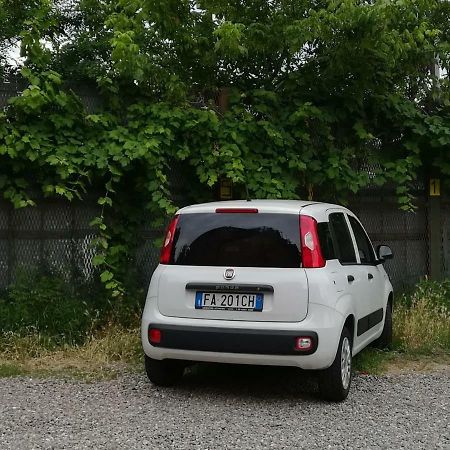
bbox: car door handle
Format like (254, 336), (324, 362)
(368, 273), (374, 280)
(347, 275), (355, 283)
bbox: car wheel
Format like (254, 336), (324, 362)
(318, 327), (352, 402)
(144, 355), (184, 386)
(372, 302), (393, 350)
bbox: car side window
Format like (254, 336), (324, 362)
(317, 222), (337, 260)
(348, 216), (376, 264)
(328, 213), (357, 264)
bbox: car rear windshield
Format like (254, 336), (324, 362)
(171, 212), (301, 268)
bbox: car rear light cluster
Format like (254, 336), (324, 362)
(299, 215), (325, 268)
(160, 215), (179, 264)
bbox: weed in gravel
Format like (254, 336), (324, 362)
(353, 349), (392, 375)
(0, 363), (24, 377)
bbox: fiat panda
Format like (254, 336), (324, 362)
(141, 200), (393, 401)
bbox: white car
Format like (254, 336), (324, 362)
(141, 200), (393, 401)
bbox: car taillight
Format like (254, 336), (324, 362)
(160, 215), (179, 264)
(300, 215), (325, 268)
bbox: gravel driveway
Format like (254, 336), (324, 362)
(0, 364), (449, 449)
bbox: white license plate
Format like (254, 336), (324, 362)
(195, 292), (263, 311)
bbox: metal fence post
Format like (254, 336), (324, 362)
(428, 178), (442, 280)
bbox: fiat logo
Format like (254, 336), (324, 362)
(224, 268), (235, 280)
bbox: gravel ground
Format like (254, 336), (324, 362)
(0, 365), (449, 449)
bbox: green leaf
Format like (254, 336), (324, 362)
(92, 254), (106, 266)
(100, 270), (114, 282)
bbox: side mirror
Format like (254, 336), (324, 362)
(376, 245), (393, 263)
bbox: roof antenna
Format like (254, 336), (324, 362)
(245, 183), (251, 201)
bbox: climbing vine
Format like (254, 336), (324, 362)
(0, 0), (449, 295)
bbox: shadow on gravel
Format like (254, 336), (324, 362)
(173, 363), (321, 402)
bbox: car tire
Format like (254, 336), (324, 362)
(318, 327), (352, 402)
(144, 355), (184, 386)
(372, 302), (393, 350)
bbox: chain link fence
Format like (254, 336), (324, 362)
(0, 199), (99, 289)
(349, 193), (429, 291)
(0, 190), (442, 292)
(0, 198), (166, 290)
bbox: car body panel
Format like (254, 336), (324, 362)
(156, 265), (310, 322)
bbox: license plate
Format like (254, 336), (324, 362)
(195, 292), (263, 311)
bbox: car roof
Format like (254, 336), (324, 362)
(177, 200), (354, 218)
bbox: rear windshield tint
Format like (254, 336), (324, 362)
(171, 212), (301, 268)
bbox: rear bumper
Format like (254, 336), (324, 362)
(147, 324), (318, 355)
(141, 300), (344, 370)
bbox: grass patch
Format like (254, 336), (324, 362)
(0, 271), (144, 346)
(393, 281), (450, 354)
(0, 325), (142, 381)
(355, 279), (450, 375)
(0, 271), (144, 379)
(354, 350), (450, 376)
(0, 362), (25, 377)
(353, 349), (393, 375)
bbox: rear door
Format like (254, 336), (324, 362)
(157, 211), (309, 322)
(328, 211), (373, 329)
(346, 214), (385, 340)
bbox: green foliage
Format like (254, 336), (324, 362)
(398, 278), (450, 309)
(356, 279), (450, 373)
(0, 0), (449, 291)
(0, 272), (143, 345)
(394, 279), (450, 353)
(0, 273), (96, 344)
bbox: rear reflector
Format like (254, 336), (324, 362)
(294, 336), (313, 351)
(149, 328), (162, 344)
(300, 215), (325, 268)
(215, 208), (258, 213)
(160, 214), (179, 264)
